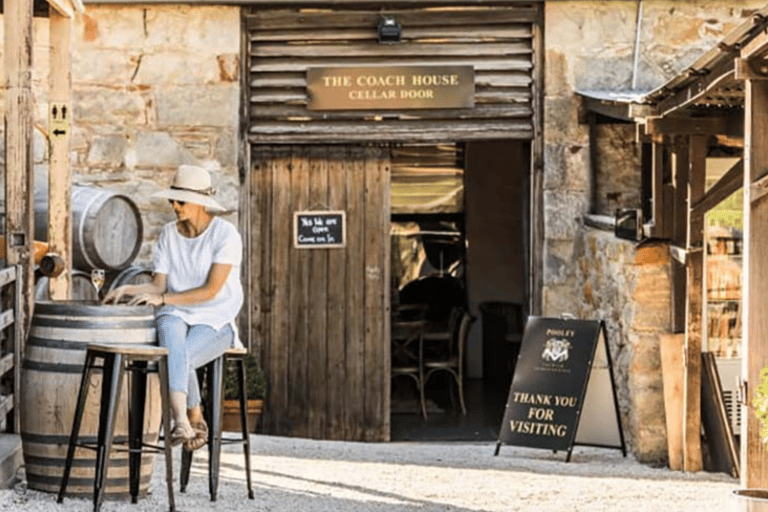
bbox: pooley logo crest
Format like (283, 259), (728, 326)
(542, 338), (572, 363)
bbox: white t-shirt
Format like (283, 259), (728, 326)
(153, 217), (244, 334)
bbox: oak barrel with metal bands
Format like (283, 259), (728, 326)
(34, 185), (143, 272)
(20, 301), (160, 499)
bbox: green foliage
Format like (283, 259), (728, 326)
(224, 353), (267, 400)
(753, 366), (768, 448)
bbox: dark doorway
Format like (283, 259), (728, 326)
(390, 140), (530, 441)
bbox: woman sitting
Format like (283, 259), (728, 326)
(104, 164), (244, 451)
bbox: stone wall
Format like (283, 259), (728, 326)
(2, 5), (242, 264)
(576, 230), (671, 462)
(544, 1), (763, 460)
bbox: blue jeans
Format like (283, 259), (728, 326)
(156, 314), (233, 408)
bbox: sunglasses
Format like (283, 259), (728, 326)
(168, 199), (186, 206)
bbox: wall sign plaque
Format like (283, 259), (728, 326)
(293, 211), (346, 249)
(495, 316), (626, 461)
(307, 66), (474, 110)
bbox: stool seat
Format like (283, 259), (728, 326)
(88, 343), (169, 357)
(226, 346), (248, 356)
(57, 343), (175, 512)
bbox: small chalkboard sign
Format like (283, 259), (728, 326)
(495, 316), (625, 461)
(293, 211), (346, 249)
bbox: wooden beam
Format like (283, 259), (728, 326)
(691, 158), (743, 216)
(646, 114), (743, 137)
(683, 134), (706, 473)
(657, 59), (736, 117)
(579, 95), (654, 122)
(528, 6), (543, 316)
(743, 74), (768, 489)
(671, 139), (688, 333)
(45, 0), (73, 18)
(741, 30), (768, 61)
(649, 140), (665, 238)
(4, 0), (36, 365)
(47, 9), (73, 299)
(735, 57), (768, 81)
(750, 172), (768, 206)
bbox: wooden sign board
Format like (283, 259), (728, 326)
(293, 211), (346, 249)
(307, 65), (475, 111)
(495, 316), (626, 461)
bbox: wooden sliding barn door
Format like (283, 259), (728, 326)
(250, 145), (391, 441)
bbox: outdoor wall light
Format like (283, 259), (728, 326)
(378, 17), (402, 44)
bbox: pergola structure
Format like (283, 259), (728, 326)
(578, 6), (768, 486)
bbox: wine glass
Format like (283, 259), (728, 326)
(90, 268), (105, 299)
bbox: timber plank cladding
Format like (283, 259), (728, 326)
(250, 146), (390, 440)
(245, 2), (538, 143)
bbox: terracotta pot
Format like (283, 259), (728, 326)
(222, 399), (264, 433)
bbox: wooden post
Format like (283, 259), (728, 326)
(671, 138), (688, 333)
(742, 76), (768, 489)
(683, 134), (706, 472)
(4, 0), (36, 344)
(48, 10), (73, 299)
(650, 139), (665, 238)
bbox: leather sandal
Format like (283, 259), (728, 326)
(170, 423), (195, 447)
(184, 421), (208, 452)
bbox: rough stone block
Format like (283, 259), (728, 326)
(133, 53), (221, 86)
(74, 88), (147, 125)
(155, 85), (239, 127)
(544, 95), (588, 146)
(544, 143), (590, 191)
(123, 131), (197, 169)
(87, 134), (128, 166)
(73, 49), (138, 85)
(74, 9), (148, 50)
(543, 190), (589, 240)
(144, 6), (240, 54)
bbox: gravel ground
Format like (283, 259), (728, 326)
(1, 435), (740, 512)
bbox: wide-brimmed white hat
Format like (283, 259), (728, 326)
(152, 165), (225, 212)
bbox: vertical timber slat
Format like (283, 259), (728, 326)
(4, 0), (35, 356)
(249, 158), (263, 367)
(362, 146), (389, 441)
(651, 141), (665, 238)
(48, 10), (73, 299)
(684, 134), (706, 472)
(307, 147), (329, 438)
(289, 147), (310, 437)
(345, 148), (366, 440)
(671, 139), (688, 333)
(270, 149), (292, 434)
(744, 78), (768, 488)
(327, 147), (347, 440)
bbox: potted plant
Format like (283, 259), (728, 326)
(222, 353), (267, 433)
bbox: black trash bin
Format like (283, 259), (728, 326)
(479, 301), (524, 390)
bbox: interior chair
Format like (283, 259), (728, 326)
(422, 310), (475, 415)
(391, 318), (428, 419)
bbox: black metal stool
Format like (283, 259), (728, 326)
(57, 343), (175, 512)
(180, 347), (254, 501)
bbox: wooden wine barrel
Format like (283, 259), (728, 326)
(106, 265), (153, 293)
(34, 186), (143, 272)
(35, 270), (99, 302)
(20, 302), (160, 499)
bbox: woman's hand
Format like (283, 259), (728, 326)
(128, 293), (165, 307)
(102, 285), (132, 304)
